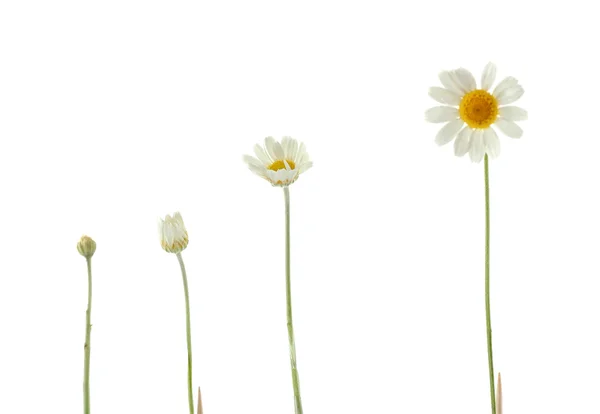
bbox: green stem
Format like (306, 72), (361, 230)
(177, 252), (195, 414)
(484, 154), (496, 414)
(83, 257), (92, 414)
(284, 187), (303, 414)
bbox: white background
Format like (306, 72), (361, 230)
(0, 1), (598, 413)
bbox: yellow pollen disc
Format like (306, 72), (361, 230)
(459, 89), (499, 129)
(268, 159), (296, 171)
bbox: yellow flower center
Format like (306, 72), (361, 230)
(459, 89), (498, 129)
(268, 159), (296, 171)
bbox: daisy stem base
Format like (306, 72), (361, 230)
(284, 187), (303, 414)
(484, 155), (496, 414)
(177, 252), (195, 414)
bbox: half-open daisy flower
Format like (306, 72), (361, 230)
(158, 212), (189, 254)
(243, 136), (312, 187)
(426, 63), (527, 162)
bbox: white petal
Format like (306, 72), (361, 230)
(272, 140), (285, 159)
(247, 162), (265, 176)
(295, 143), (308, 164)
(265, 170), (280, 185)
(495, 118), (523, 138)
(484, 128), (501, 159)
(284, 169), (298, 183)
(281, 136), (291, 156)
(499, 106), (528, 121)
(253, 145), (271, 165)
(435, 119), (464, 146)
(268, 168), (297, 186)
(157, 218), (165, 240)
(454, 127), (472, 157)
(469, 129), (485, 163)
(173, 212), (184, 224)
(243, 154), (264, 169)
(264, 136), (278, 161)
(287, 138), (298, 160)
(496, 85), (524, 105)
(428, 87), (461, 106)
(454, 68), (477, 92)
(438, 71), (463, 95)
(244, 155), (267, 176)
(298, 161), (313, 174)
(447, 71), (467, 94)
(493, 76), (518, 97)
(425, 106), (459, 123)
(481, 62), (497, 91)
(164, 224), (174, 245)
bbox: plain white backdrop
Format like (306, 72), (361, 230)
(1, 0), (599, 413)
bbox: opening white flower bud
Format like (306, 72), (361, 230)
(158, 212), (189, 254)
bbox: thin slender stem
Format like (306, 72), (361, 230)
(484, 154), (496, 414)
(83, 257), (92, 414)
(177, 252), (195, 414)
(284, 187), (303, 414)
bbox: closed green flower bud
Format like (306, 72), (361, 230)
(77, 235), (96, 258)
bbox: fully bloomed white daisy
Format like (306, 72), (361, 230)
(426, 63), (527, 162)
(243, 136), (312, 187)
(158, 212), (188, 254)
